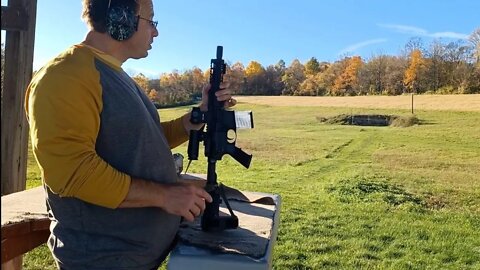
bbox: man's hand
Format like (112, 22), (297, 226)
(158, 184), (212, 222)
(182, 82), (237, 133)
(118, 178), (212, 222)
(199, 82), (237, 112)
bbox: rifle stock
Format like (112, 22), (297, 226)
(230, 146), (252, 169)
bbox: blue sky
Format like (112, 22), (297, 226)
(1, 0), (479, 77)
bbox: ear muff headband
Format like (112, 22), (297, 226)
(106, 0), (138, 41)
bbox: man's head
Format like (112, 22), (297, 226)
(82, 0), (158, 59)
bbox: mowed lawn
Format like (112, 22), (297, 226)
(23, 95), (480, 269)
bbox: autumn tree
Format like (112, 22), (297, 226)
(272, 60), (286, 95)
(359, 55), (408, 95)
(244, 61), (266, 95)
(225, 62), (246, 94)
(148, 89), (158, 102)
(159, 71), (190, 104)
(132, 73), (150, 96)
(297, 73), (324, 96)
(332, 56), (363, 96)
(281, 59), (305, 95)
(467, 29), (480, 93)
(469, 28), (480, 65)
(383, 56), (408, 95)
(424, 40), (447, 92)
(181, 67), (205, 99)
(256, 60), (286, 96)
(442, 41), (473, 93)
(125, 34), (480, 103)
(402, 37), (425, 58)
(358, 54), (388, 95)
(403, 49), (425, 93)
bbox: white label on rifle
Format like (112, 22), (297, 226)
(234, 111), (253, 129)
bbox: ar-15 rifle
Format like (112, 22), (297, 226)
(187, 46), (254, 232)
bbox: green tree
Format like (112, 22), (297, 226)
(305, 57), (321, 76)
(281, 59), (305, 95)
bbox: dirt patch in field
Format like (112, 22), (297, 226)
(317, 114), (419, 127)
(236, 94), (480, 112)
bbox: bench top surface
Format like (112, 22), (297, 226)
(0, 174), (206, 227)
(1, 186), (48, 227)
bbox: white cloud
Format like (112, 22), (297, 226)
(429, 31), (469, 39)
(338, 38), (388, 55)
(378, 24), (469, 39)
(378, 24), (428, 36)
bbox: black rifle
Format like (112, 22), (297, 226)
(187, 46), (253, 232)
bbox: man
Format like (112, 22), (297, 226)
(25, 0), (236, 269)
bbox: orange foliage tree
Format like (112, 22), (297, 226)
(403, 49), (425, 93)
(132, 73), (150, 96)
(332, 56), (363, 95)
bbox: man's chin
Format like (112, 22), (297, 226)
(132, 52), (149, 60)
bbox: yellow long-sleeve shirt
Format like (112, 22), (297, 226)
(25, 44), (188, 208)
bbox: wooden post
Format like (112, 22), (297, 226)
(1, 0), (37, 269)
(411, 93), (414, 114)
(1, 0), (37, 194)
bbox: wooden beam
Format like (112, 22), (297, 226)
(2, 186), (48, 270)
(1, 6), (28, 31)
(1, 257), (22, 270)
(1, 0), (37, 196)
(1, 221), (50, 263)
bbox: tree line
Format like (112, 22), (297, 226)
(1, 29), (479, 109)
(132, 29), (479, 107)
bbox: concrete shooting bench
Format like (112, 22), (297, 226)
(170, 174), (281, 270)
(1, 175), (281, 270)
(1, 186), (50, 267)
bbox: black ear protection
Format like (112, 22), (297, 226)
(105, 0), (139, 41)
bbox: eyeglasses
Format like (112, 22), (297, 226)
(138, 16), (158, 28)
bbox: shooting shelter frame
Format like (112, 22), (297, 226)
(1, 0), (39, 269)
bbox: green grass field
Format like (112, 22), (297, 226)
(23, 101), (480, 269)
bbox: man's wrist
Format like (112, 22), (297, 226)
(199, 103), (207, 112)
(119, 178), (165, 208)
(182, 111), (203, 133)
